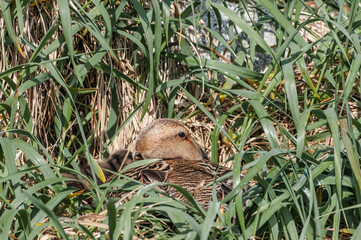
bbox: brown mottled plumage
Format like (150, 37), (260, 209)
(64, 119), (235, 208)
(124, 119), (233, 208)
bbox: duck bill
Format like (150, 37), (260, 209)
(188, 137), (208, 161)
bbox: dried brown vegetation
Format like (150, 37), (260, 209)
(1, 0), (361, 239)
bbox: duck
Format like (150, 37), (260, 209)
(64, 119), (235, 208)
(122, 119), (233, 208)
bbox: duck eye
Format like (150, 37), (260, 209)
(178, 132), (186, 138)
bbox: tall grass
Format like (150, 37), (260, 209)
(1, 0), (361, 239)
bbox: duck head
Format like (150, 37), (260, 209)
(135, 119), (207, 161)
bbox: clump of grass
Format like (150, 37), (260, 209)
(1, 0), (361, 239)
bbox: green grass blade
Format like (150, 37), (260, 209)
(283, 58), (300, 126)
(210, 2), (274, 58)
(130, 0), (155, 120)
(324, 108), (342, 237)
(24, 192), (69, 240)
(0, 1), (24, 59)
(166, 52), (263, 80)
(57, 0), (80, 81)
(200, 201), (219, 240)
(0, 209), (18, 240)
(352, 222), (361, 240)
(249, 100), (280, 149)
(340, 119), (361, 189)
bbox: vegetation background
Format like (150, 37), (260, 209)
(1, 0), (361, 239)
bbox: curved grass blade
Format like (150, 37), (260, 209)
(324, 108), (342, 238)
(180, 87), (240, 152)
(151, 0), (162, 70)
(249, 100), (280, 149)
(130, 0), (155, 120)
(0, 209), (18, 240)
(57, 0), (80, 81)
(352, 222), (361, 240)
(0, 138), (23, 199)
(12, 138), (57, 182)
(283, 58), (300, 126)
(153, 206), (200, 235)
(223, 148), (287, 203)
(211, 104), (242, 164)
(298, 169), (314, 240)
(10, 177), (74, 209)
(340, 119), (361, 189)
(165, 52), (263, 80)
(0, 1), (24, 57)
(14, 0), (24, 37)
(200, 200), (219, 240)
(30, 189), (75, 228)
(210, 2), (275, 58)
(343, 53), (361, 99)
(24, 192), (69, 240)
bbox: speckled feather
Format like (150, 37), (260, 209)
(64, 119), (240, 208)
(122, 158), (232, 208)
(122, 119), (235, 207)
